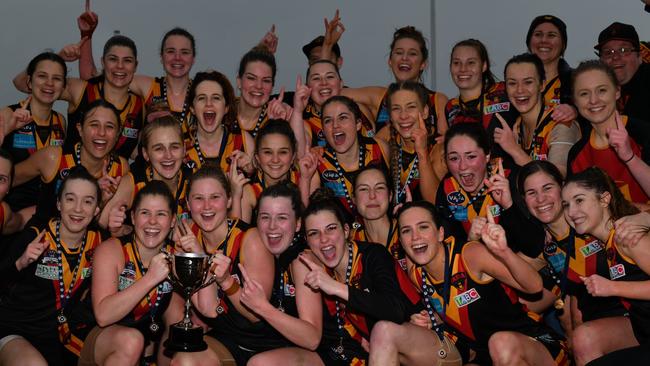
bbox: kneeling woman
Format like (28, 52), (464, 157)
(300, 189), (411, 364)
(387, 201), (567, 365)
(79, 181), (176, 365)
(0, 167), (103, 366)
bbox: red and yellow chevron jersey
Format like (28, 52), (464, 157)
(42, 218), (102, 355)
(317, 136), (388, 219)
(304, 101), (375, 148)
(375, 88), (442, 136)
(67, 76), (145, 159)
(513, 107), (569, 162)
(129, 163), (191, 218)
(144, 76), (194, 145)
(249, 170), (301, 199)
(116, 238), (173, 336)
(641, 42), (650, 64)
(445, 82), (511, 129)
(439, 158), (504, 235)
(185, 130), (246, 173)
(604, 229), (650, 343)
(3, 102), (66, 160)
(235, 99), (270, 139)
(350, 219), (402, 264)
(541, 77), (562, 109)
(568, 116), (649, 203)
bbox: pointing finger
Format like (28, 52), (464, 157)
(238, 263), (251, 283)
(299, 253), (318, 270)
(495, 113), (510, 130)
(85, 0), (90, 12)
(486, 207), (495, 224)
(20, 96), (32, 109)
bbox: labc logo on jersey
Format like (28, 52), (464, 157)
(454, 288), (481, 308)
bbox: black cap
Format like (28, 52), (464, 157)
(526, 15), (568, 54)
(302, 36), (341, 60)
(595, 22), (640, 51)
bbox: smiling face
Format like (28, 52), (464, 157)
(191, 80), (228, 134)
(28, 60), (65, 105)
(257, 196), (300, 256)
(255, 133), (294, 182)
(161, 35), (194, 79)
(529, 22), (564, 64)
(398, 206), (444, 266)
(446, 135), (489, 194)
(523, 171), (563, 224)
(353, 168), (390, 221)
(0, 157), (11, 201)
(78, 106), (120, 160)
(450, 45), (487, 94)
(573, 69), (620, 126)
(505, 62), (543, 115)
(142, 126), (185, 180)
(307, 62), (342, 107)
(57, 178), (100, 235)
(389, 37), (427, 82)
(101, 45), (137, 89)
(188, 177), (231, 234)
(389, 89), (428, 140)
(305, 210), (349, 270)
(599, 40), (642, 85)
(237, 61), (273, 108)
(561, 182), (610, 236)
(132, 194), (174, 249)
(322, 101), (361, 154)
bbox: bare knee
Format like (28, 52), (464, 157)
(369, 320), (400, 347)
(115, 328), (145, 362)
(0, 338), (47, 366)
(488, 332), (523, 365)
(172, 350), (221, 366)
(572, 324), (599, 364)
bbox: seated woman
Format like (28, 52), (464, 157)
(497, 53), (580, 176)
(562, 167), (650, 365)
(78, 181), (176, 365)
(379, 200), (567, 365)
(299, 189), (412, 364)
(0, 167), (103, 366)
(0, 149), (21, 235)
(568, 60), (650, 205)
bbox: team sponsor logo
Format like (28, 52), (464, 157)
(488, 205), (501, 217)
(284, 283), (296, 297)
(122, 127), (139, 139)
(60, 168), (71, 180)
(81, 267), (92, 279)
(454, 288), (481, 308)
(451, 272), (467, 292)
(447, 191), (465, 205)
(484, 102), (510, 114)
(160, 281), (174, 293)
(609, 264), (626, 280)
(35, 264), (59, 280)
(544, 241), (558, 255)
(322, 170), (339, 181)
(579, 240), (602, 257)
(118, 276), (135, 290)
(50, 139), (64, 146)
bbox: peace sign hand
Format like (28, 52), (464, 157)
(174, 218), (203, 254)
(323, 9), (345, 50)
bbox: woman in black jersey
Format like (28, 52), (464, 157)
(236, 182), (324, 365)
(79, 181), (176, 365)
(0, 149), (21, 235)
(0, 167), (103, 366)
(299, 189), (411, 365)
(561, 168), (650, 365)
(382, 200), (567, 365)
(1, 52), (68, 213)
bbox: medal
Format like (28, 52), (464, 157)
(438, 349), (447, 359)
(57, 313), (67, 324)
(149, 321), (160, 334)
(216, 305), (224, 314)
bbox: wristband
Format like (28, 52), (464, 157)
(223, 280), (240, 296)
(623, 152), (635, 164)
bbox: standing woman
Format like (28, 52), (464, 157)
(185, 70), (254, 173)
(78, 181), (176, 365)
(498, 53), (580, 176)
(1, 52), (67, 213)
(299, 189), (411, 364)
(12, 100), (128, 224)
(236, 182), (325, 365)
(387, 81), (444, 205)
(567, 60), (650, 204)
(0, 168), (103, 366)
(379, 201), (566, 365)
(235, 47), (277, 138)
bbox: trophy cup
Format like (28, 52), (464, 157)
(164, 252), (214, 352)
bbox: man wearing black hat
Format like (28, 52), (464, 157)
(595, 22), (650, 124)
(302, 35), (343, 68)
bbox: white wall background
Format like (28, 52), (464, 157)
(0, 0), (648, 112)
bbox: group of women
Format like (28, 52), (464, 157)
(0, 5), (649, 366)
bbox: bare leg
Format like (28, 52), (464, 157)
(369, 321), (461, 366)
(572, 316), (639, 366)
(488, 331), (556, 366)
(0, 337), (47, 366)
(205, 336), (236, 366)
(171, 348), (221, 366)
(247, 347), (324, 366)
(93, 325), (144, 366)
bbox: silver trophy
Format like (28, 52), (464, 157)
(164, 252), (214, 352)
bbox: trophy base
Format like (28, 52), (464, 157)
(164, 324), (208, 353)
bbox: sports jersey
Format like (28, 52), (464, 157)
(66, 76), (145, 159)
(317, 136), (387, 221)
(541, 59), (573, 109)
(375, 87), (442, 136)
(128, 162), (191, 219)
(604, 230), (650, 343)
(236, 100), (269, 139)
(317, 241), (411, 365)
(568, 116), (650, 203)
(349, 219), (402, 267)
(184, 129), (247, 173)
(0, 219), (102, 364)
(391, 137), (431, 205)
(304, 100), (375, 148)
(114, 237), (174, 339)
(3, 102), (66, 211)
(409, 237), (567, 364)
(145, 77), (194, 146)
(249, 170), (301, 199)
(514, 107), (574, 162)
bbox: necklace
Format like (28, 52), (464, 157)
(53, 220), (88, 325)
(396, 147), (418, 204)
(75, 143), (114, 176)
(333, 241), (354, 356)
(132, 239), (165, 334)
(213, 219), (236, 315)
(193, 127), (228, 167)
(330, 143), (365, 212)
(161, 78), (192, 125)
(248, 104), (268, 138)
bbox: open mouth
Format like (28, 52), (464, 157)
(411, 242), (428, 254)
(143, 228), (161, 237)
(266, 233), (282, 246)
(92, 139), (108, 151)
(320, 245), (336, 261)
(398, 63), (412, 72)
(333, 132), (346, 145)
(203, 111), (216, 125)
(68, 215), (85, 224)
(318, 88), (333, 98)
